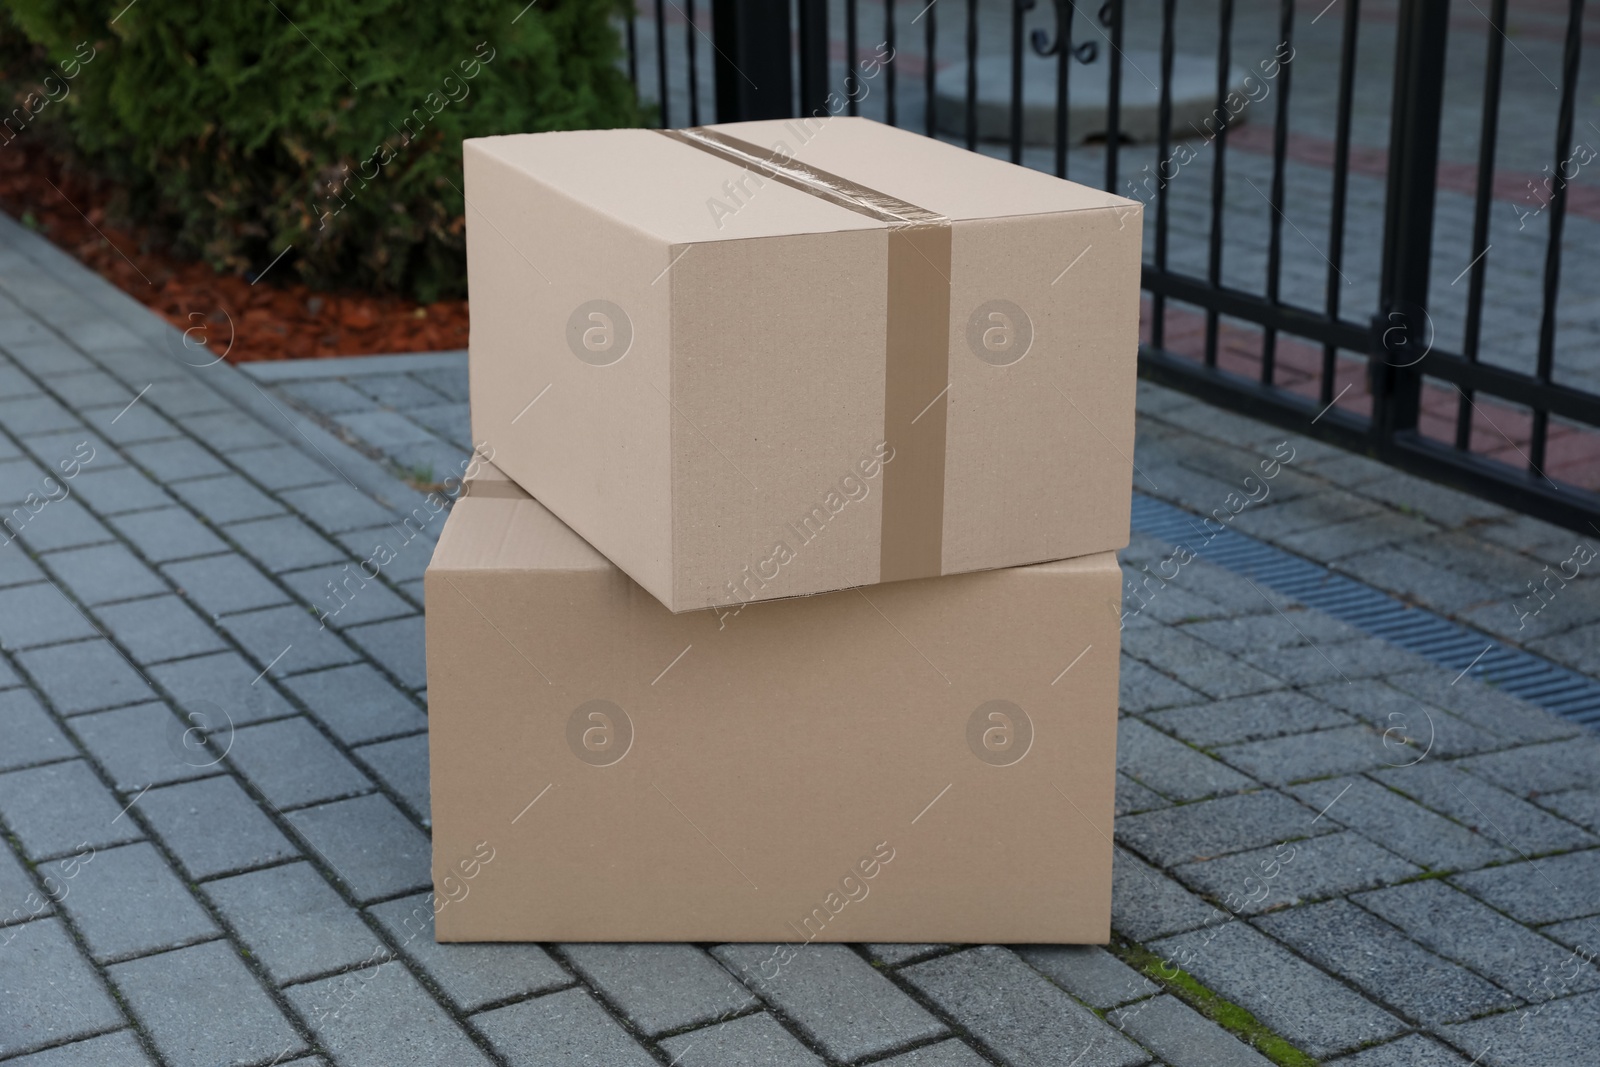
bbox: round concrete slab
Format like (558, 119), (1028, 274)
(933, 50), (1249, 145)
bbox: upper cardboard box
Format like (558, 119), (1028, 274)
(465, 117), (1142, 613)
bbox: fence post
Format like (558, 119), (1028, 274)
(797, 0), (830, 117)
(1369, 0), (1450, 447)
(712, 0), (794, 122)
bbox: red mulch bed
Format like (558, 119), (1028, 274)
(0, 140), (467, 362)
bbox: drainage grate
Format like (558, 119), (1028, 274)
(1129, 493), (1600, 727)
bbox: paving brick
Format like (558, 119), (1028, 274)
(1304, 679), (1503, 759)
(0, 842), (47, 925)
(337, 526), (440, 584)
(1538, 788), (1600, 834)
(347, 373), (451, 410)
(1118, 656), (1206, 713)
(1145, 691), (1353, 748)
(0, 538), (46, 588)
(72, 702), (213, 790)
(92, 595), (228, 665)
(902, 946), (1148, 1067)
(0, 457), (50, 503)
(1116, 790), (1320, 868)
(1017, 945), (1154, 1009)
(474, 986), (656, 1067)
(1289, 776), (1511, 871)
(138, 774), (299, 879)
(4, 1030), (155, 1066)
(219, 604), (361, 675)
(873, 1040), (991, 1066)
(142, 381), (230, 420)
(6, 339), (93, 377)
(354, 734), (429, 822)
(285, 794), (430, 903)
(279, 379), (380, 415)
(108, 508), (229, 564)
(1355, 879), (1600, 1003)
(50, 841), (218, 962)
(17, 639), (150, 714)
(0, 918), (126, 1058)
(1111, 847), (1220, 942)
(85, 403), (178, 446)
(1175, 831), (1419, 914)
(286, 962), (490, 1067)
(345, 616), (426, 689)
(1441, 988), (1600, 1067)
(722, 942), (945, 1059)
(1451, 849), (1600, 925)
(1116, 772), (1168, 815)
(0, 690), (73, 777)
(1118, 718), (1255, 800)
(1324, 1033), (1476, 1066)
(225, 514), (349, 572)
(0, 581), (100, 649)
(281, 483), (399, 535)
(149, 650), (297, 726)
(13, 499), (114, 553)
(48, 371), (136, 409)
(281, 663), (428, 744)
(1373, 762), (1597, 855)
(1178, 610), (1364, 654)
(0, 393), (81, 434)
(205, 862), (388, 985)
(1383, 671), (1578, 745)
(1255, 898), (1516, 1025)
(109, 939), (306, 1067)
(283, 563), (413, 630)
(1243, 636), (1433, 687)
(66, 467), (174, 516)
(0, 760), (142, 859)
(864, 943), (948, 967)
(1122, 626), (1285, 700)
(123, 439), (227, 482)
(1115, 994), (1274, 1067)
(1529, 621), (1600, 675)
(227, 717), (373, 809)
(158, 553), (288, 619)
(225, 444), (337, 491)
(183, 411), (282, 451)
(41, 543), (168, 606)
(547, 943), (751, 1037)
(168, 473), (284, 525)
(1542, 914), (1600, 952)
(368, 891), (570, 1011)
(1150, 919), (1405, 1060)
(657, 1012), (819, 1067)
(1215, 724), (1401, 785)
(1457, 737), (1600, 796)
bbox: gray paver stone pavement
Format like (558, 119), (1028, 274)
(3, 48), (1600, 1061)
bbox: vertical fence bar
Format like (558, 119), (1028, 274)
(1260, 0), (1294, 386)
(798, 0), (830, 117)
(965, 0), (979, 150)
(1319, 0), (1359, 406)
(1371, 0), (1449, 448)
(1151, 0), (1174, 351)
(1104, 0), (1123, 194)
(712, 0), (795, 121)
(686, 0), (700, 125)
(925, 0), (938, 136)
(1530, 0), (1585, 475)
(886, 0), (898, 125)
(847, 0), (860, 115)
(1009, 0), (1025, 163)
(1053, 1), (1071, 179)
(1456, 0), (1507, 450)
(655, 0), (671, 127)
(1203, 0), (1233, 369)
(627, 4), (639, 93)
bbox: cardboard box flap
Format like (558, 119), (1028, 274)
(431, 495), (608, 574)
(465, 128), (887, 245)
(710, 117), (1136, 222)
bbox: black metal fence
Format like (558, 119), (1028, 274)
(621, 0), (1600, 534)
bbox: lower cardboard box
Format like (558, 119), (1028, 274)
(426, 469), (1123, 944)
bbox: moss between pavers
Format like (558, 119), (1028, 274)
(1108, 937), (1319, 1067)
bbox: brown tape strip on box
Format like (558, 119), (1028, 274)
(658, 126), (951, 582)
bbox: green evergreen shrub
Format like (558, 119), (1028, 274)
(1, 0), (643, 300)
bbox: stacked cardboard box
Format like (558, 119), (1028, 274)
(427, 118), (1142, 943)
